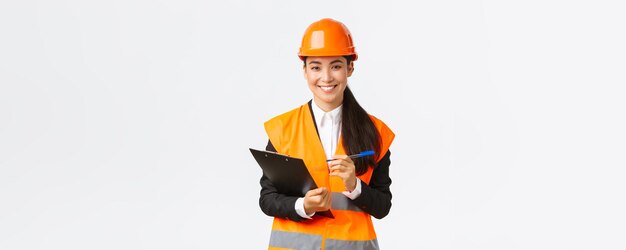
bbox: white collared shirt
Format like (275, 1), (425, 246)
(311, 101), (343, 160)
(295, 100), (363, 219)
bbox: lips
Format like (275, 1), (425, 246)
(318, 85), (337, 93)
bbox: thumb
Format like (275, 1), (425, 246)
(309, 187), (324, 196)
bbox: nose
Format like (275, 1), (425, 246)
(321, 69), (333, 83)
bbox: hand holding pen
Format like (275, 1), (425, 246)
(327, 150), (375, 192)
(326, 150), (375, 162)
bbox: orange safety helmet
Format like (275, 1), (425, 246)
(298, 18), (358, 61)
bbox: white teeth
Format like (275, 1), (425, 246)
(319, 85), (336, 91)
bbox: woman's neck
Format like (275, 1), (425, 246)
(313, 98), (342, 112)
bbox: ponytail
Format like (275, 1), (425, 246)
(342, 86), (381, 175)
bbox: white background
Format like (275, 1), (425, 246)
(1, 0), (625, 249)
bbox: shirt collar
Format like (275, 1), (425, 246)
(311, 99), (343, 125)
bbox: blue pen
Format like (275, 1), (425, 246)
(326, 150), (375, 162)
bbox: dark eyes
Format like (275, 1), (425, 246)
(309, 65), (342, 71)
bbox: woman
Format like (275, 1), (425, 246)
(259, 18), (395, 250)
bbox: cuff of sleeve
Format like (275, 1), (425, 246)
(342, 178), (362, 200)
(295, 197), (315, 219)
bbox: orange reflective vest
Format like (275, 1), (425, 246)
(264, 102), (395, 250)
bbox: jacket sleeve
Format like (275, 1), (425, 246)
(258, 140), (305, 222)
(351, 150), (393, 219)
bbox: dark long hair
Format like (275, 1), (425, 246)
(304, 56), (382, 175)
(342, 57), (382, 175)
(342, 85), (381, 175)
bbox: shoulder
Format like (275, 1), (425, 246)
(263, 102), (310, 152)
(263, 102), (310, 140)
(368, 114), (394, 136)
(264, 104), (307, 130)
(368, 114), (395, 156)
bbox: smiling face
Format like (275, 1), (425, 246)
(304, 56), (354, 112)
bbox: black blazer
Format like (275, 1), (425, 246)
(258, 102), (393, 222)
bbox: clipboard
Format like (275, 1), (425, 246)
(250, 148), (334, 218)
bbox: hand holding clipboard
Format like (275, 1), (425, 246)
(250, 148), (334, 218)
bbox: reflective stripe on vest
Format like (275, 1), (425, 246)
(264, 102), (394, 249)
(269, 230), (379, 250)
(331, 192), (362, 212)
(325, 238), (379, 250)
(269, 231), (322, 250)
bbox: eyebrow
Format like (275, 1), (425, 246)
(308, 59), (345, 65)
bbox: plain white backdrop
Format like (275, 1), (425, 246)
(1, 0), (625, 249)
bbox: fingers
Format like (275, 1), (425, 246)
(327, 155), (357, 192)
(328, 161), (354, 176)
(331, 154), (351, 160)
(329, 171), (350, 182)
(328, 156), (354, 169)
(304, 186), (332, 212)
(306, 187), (327, 197)
(317, 187), (328, 198)
(328, 155), (353, 165)
(329, 167), (347, 177)
(328, 164), (347, 172)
